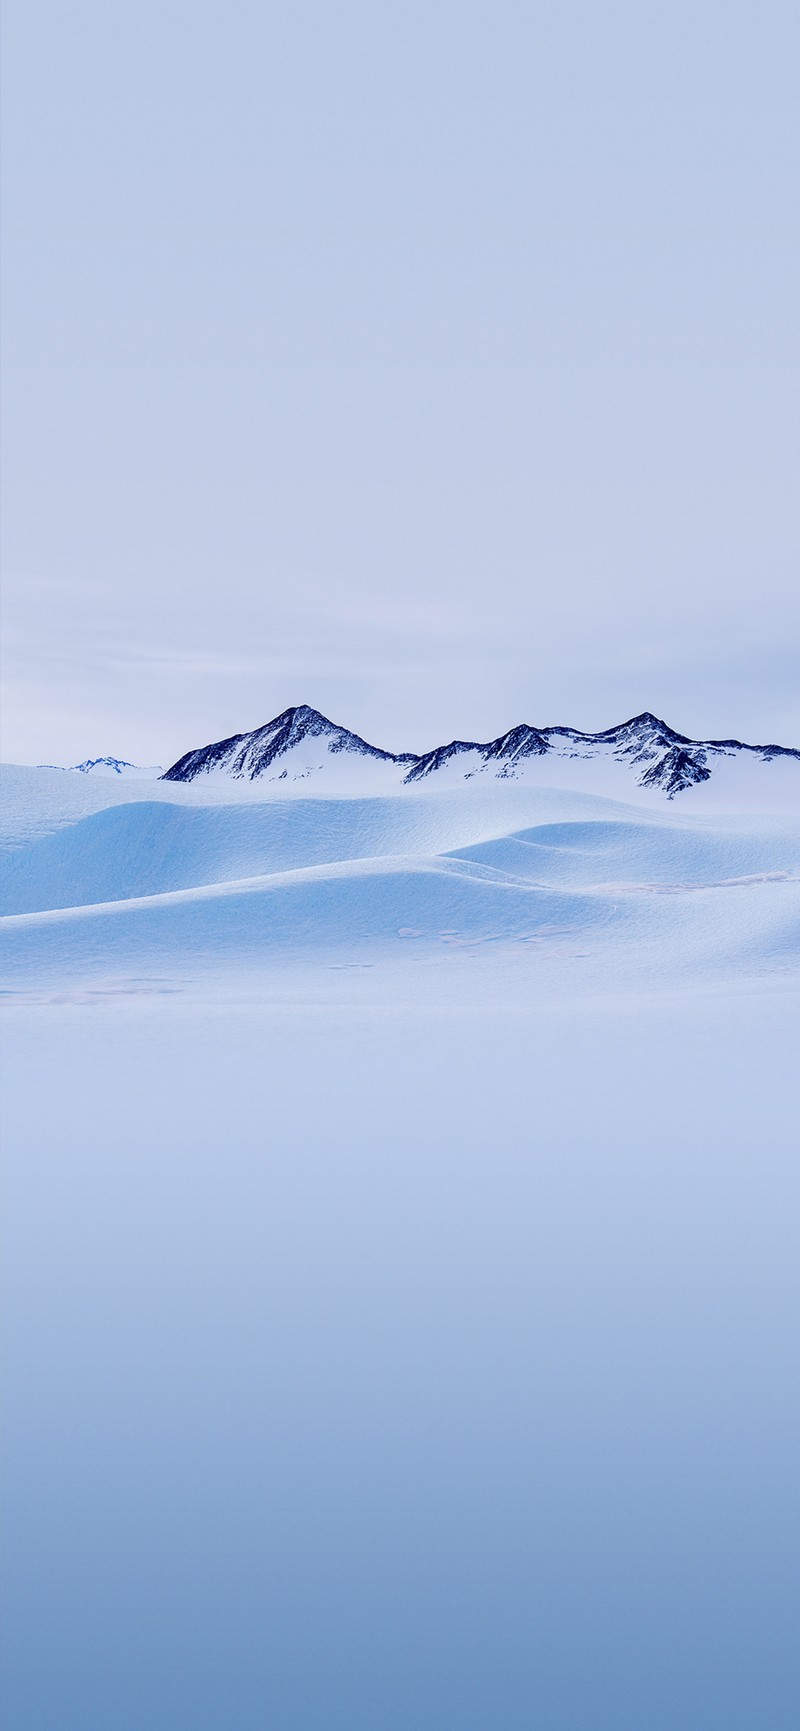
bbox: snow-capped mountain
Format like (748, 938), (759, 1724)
(405, 712), (799, 796)
(39, 757), (163, 779)
(161, 705), (799, 807)
(162, 705), (416, 789)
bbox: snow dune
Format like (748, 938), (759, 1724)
(0, 764), (650, 852)
(1, 766), (797, 995)
(4, 790), (797, 918)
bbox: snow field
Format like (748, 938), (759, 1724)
(2, 765), (799, 1731)
(2, 988), (799, 1730)
(1, 768), (797, 996)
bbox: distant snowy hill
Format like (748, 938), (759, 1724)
(161, 705), (800, 809)
(39, 757), (163, 780)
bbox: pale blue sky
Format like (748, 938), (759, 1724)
(2, 0), (798, 764)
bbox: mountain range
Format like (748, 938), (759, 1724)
(160, 704), (799, 803)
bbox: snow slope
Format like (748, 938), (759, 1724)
(2, 765), (797, 997)
(3, 753), (798, 1731)
(39, 756), (163, 778)
(5, 985), (798, 1731)
(5, 785), (797, 917)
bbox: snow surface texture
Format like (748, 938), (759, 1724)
(4, 990), (798, 1731)
(2, 760), (799, 1731)
(1, 761), (798, 1000)
(159, 704), (800, 811)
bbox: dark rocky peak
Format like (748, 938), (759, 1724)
(162, 731), (249, 782)
(593, 713), (691, 747)
(162, 706), (416, 782)
(639, 747), (711, 797)
(406, 723), (550, 784)
(72, 757), (138, 774)
(257, 706), (341, 744)
(404, 739), (481, 783)
(483, 724), (550, 763)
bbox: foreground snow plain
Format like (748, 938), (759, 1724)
(2, 763), (799, 1730)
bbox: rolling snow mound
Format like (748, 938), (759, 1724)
(1, 769), (798, 995)
(1, 799), (798, 919)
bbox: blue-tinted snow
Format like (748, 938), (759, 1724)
(1, 767), (798, 1731)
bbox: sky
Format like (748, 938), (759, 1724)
(2, 0), (798, 767)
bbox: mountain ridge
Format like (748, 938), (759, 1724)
(160, 704), (799, 800)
